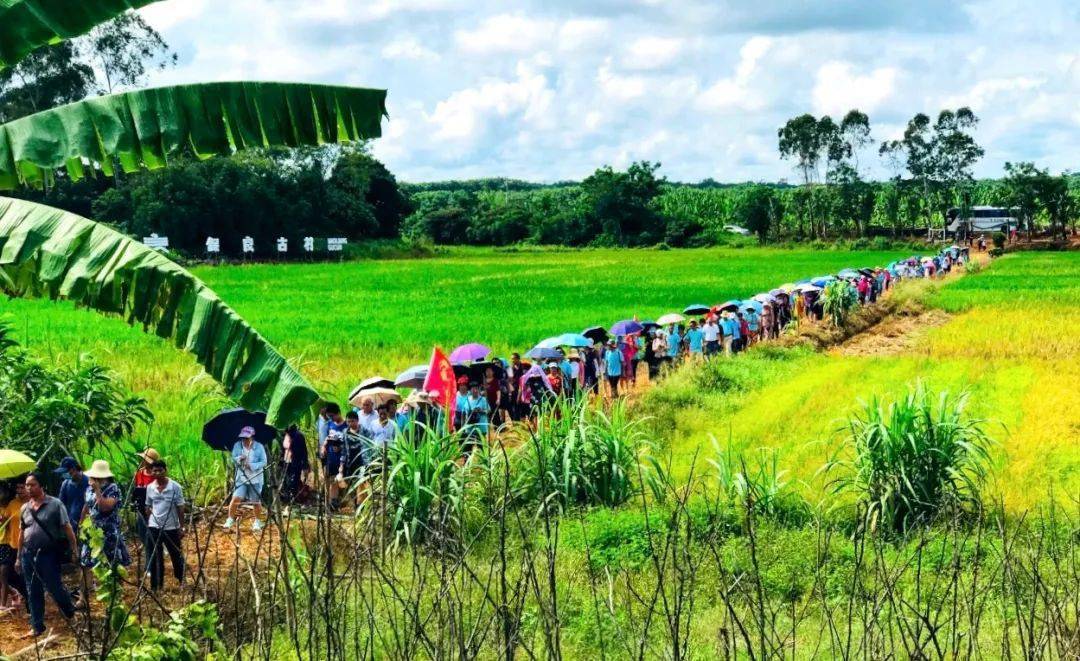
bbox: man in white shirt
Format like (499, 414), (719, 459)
(702, 318), (721, 357)
(143, 460), (185, 592)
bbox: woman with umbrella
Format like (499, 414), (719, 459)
(224, 427), (268, 531)
(458, 382), (491, 455)
(518, 364), (553, 422)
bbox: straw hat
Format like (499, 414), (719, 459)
(568, 349), (580, 360)
(136, 448), (160, 462)
(84, 459), (114, 479)
(405, 390), (432, 406)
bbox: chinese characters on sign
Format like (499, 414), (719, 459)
(276, 237), (288, 253)
(303, 236), (315, 252)
(199, 236), (349, 256)
(327, 237), (347, 252)
(242, 236), (255, 254)
(142, 233), (169, 250)
(205, 237), (220, 253)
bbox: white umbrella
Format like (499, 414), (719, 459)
(349, 387), (402, 408)
(656, 313), (685, 325)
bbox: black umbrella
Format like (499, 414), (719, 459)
(201, 408), (277, 452)
(526, 346), (565, 361)
(465, 360), (506, 382)
(683, 304), (711, 316)
(581, 326), (608, 344)
(858, 268), (875, 276)
(640, 320), (661, 330)
(349, 376), (395, 401)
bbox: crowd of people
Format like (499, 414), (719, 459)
(295, 247), (968, 511)
(0, 450), (187, 639)
(0, 246), (969, 636)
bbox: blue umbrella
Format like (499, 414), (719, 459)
(837, 269), (860, 279)
(610, 320), (644, 336)
(683, 304), (710, 316)
(526, 346), (565, 360)
(556, 332), (593, 347)
(743, 300), (764, 312)
(535, 336), (565, 350)
(811, 277), (832, 287)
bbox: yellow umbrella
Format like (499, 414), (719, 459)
(0, 450), (37, 480)
(349, 387), (402, 408)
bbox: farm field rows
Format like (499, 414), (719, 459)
(648, 252), (1080, 512)
(0, 247), (907, 477)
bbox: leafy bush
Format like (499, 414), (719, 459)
(822, 280), (859, 326)
(993, 231), (1007, 249)
(514, 399), (652, 512)
(832, 382), (995, 533)
(989, 247), (1004, 257)
(708, 440), (810, 525)
(0, 322), (152, 469)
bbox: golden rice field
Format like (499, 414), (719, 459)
(651, 252), (1079, 512)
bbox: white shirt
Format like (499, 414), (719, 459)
(702, 322), (720, 342)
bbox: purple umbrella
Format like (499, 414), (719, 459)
(610, 320), (644, 336)
(450, 343), (491, 363)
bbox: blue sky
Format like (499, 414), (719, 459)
(138, 0), (1080, 183)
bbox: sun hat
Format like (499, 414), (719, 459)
(238, 426), (256, 439)
(405, 390), (432, 406)
(136, 448), (160, 463)
(546, 362), (559, 369)
(84, 459), (114, 479)
(568, 349), (580, 359)
(53, 457), (80, 474)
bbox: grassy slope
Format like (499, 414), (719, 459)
(647, 252), (1080, 512)
(0, 246), (906, 475)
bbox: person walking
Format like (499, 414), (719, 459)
(281, 424), (310, 505)
(685, 321), (704, 361)
(54, 458), (88, 536)
(143, 460), (185, 592)
(702, 317), (721, 357)
(19, 472), (78, 639)
(603, 339), (623, 398)
(667, 324), (682, 364)
(0, 481), (27, 611)
(225, 427), (267, 531)
(130, 449), (159, 577)
(78, 461), (130, 607)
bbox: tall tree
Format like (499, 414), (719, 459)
(82, 12), (176, 93)
(1002, 161), (1043, 238)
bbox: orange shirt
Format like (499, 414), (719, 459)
(0, 500), (22, 549)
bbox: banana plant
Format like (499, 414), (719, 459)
(0, 12), (390, 426)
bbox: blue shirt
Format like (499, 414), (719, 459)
(667, 332), (681, 357)
(746, 312), (759, 332)
(603, 349), (622, 376)
(232, 440), (268, 487)
(459, 394), (491, 433)
(730, 318), (742, 340)
(685, 329), (704, 353)
(559, 359), (573, 382)
(59, 474), (89, 527)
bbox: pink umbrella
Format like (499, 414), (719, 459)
(449, 343), (491, 363)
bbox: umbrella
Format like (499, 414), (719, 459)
(717, 300), (741, 311)
(778, 283), (797, 292)
(202, 408), (277, 452)
(349, 376), (394, 401)
(858, 268), (875, 276)
(837, 269), (860, 279)
(640, 320), (661, 330)
(752, 293), (777, 305)
(743, 300), (764, 312)
(683, 304), (710, 316)
(395, 364), (429, 389)
(581, 326), (608, 344)
(794, 284), (822, 293)
(556, 333), (593, 347)
(610, 320), (644, 336)
(449, 343), (491, 363)
(349, 387), (402, 408)
(811, 277), (832, 287)
(526, 346), (564, 360)
(769, 289), (790, 299)
(0, 449), (36, 480)
(464, 360), (506, 382)
(656, 313), (685, 325)
(535, 336), (566, 350)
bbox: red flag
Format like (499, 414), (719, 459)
(423, 346), (456, 431)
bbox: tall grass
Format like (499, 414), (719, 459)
(822, 279), (858, 326)
(833, 381), (995, 533)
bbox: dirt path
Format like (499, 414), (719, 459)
(832, 308), (952, 357)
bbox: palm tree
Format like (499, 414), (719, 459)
(0, 4), (387, 425)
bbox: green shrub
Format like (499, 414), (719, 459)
(708, 440), (811, 525)
(822, 280), (858, 327)
(992, 232), (1007, 249)
(831, 382), (995, 533)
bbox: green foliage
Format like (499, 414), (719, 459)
(993, 231), (1007, 249)
(515, 398), (652, 512)
(708, 440), (810, 524)
(0, 321), (152, 465)
(832, 382), (994, 533)
(822, 279), (858, 326)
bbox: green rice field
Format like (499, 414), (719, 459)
(647, 251), (1080, 512)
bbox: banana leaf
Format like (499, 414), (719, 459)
(0, 0), (165, 71)
(0, 81), (388, 189)
(0, 196), (320, 427)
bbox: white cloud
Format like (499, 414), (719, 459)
(557, 19), (610, 52)
(812, 61), (899, 116)
(597, 58), (649, 101)
(623, 37), (684, 70)
(426, 63), (554, 143)
(941, 76), (1044, 111)
(696, 37), (773, 112)
(454, 14), (554, 55)
(381, 37), (439, 61)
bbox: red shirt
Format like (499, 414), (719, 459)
(134, 469), (154, 487)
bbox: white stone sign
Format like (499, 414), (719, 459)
(327, 237), (347, 252)
(242, 236), (255, 254)
(142, 233), (169, 250)
(205, 236), (220, 253)
(303, 236), (315, 252)
(276, 237), (288, 253)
